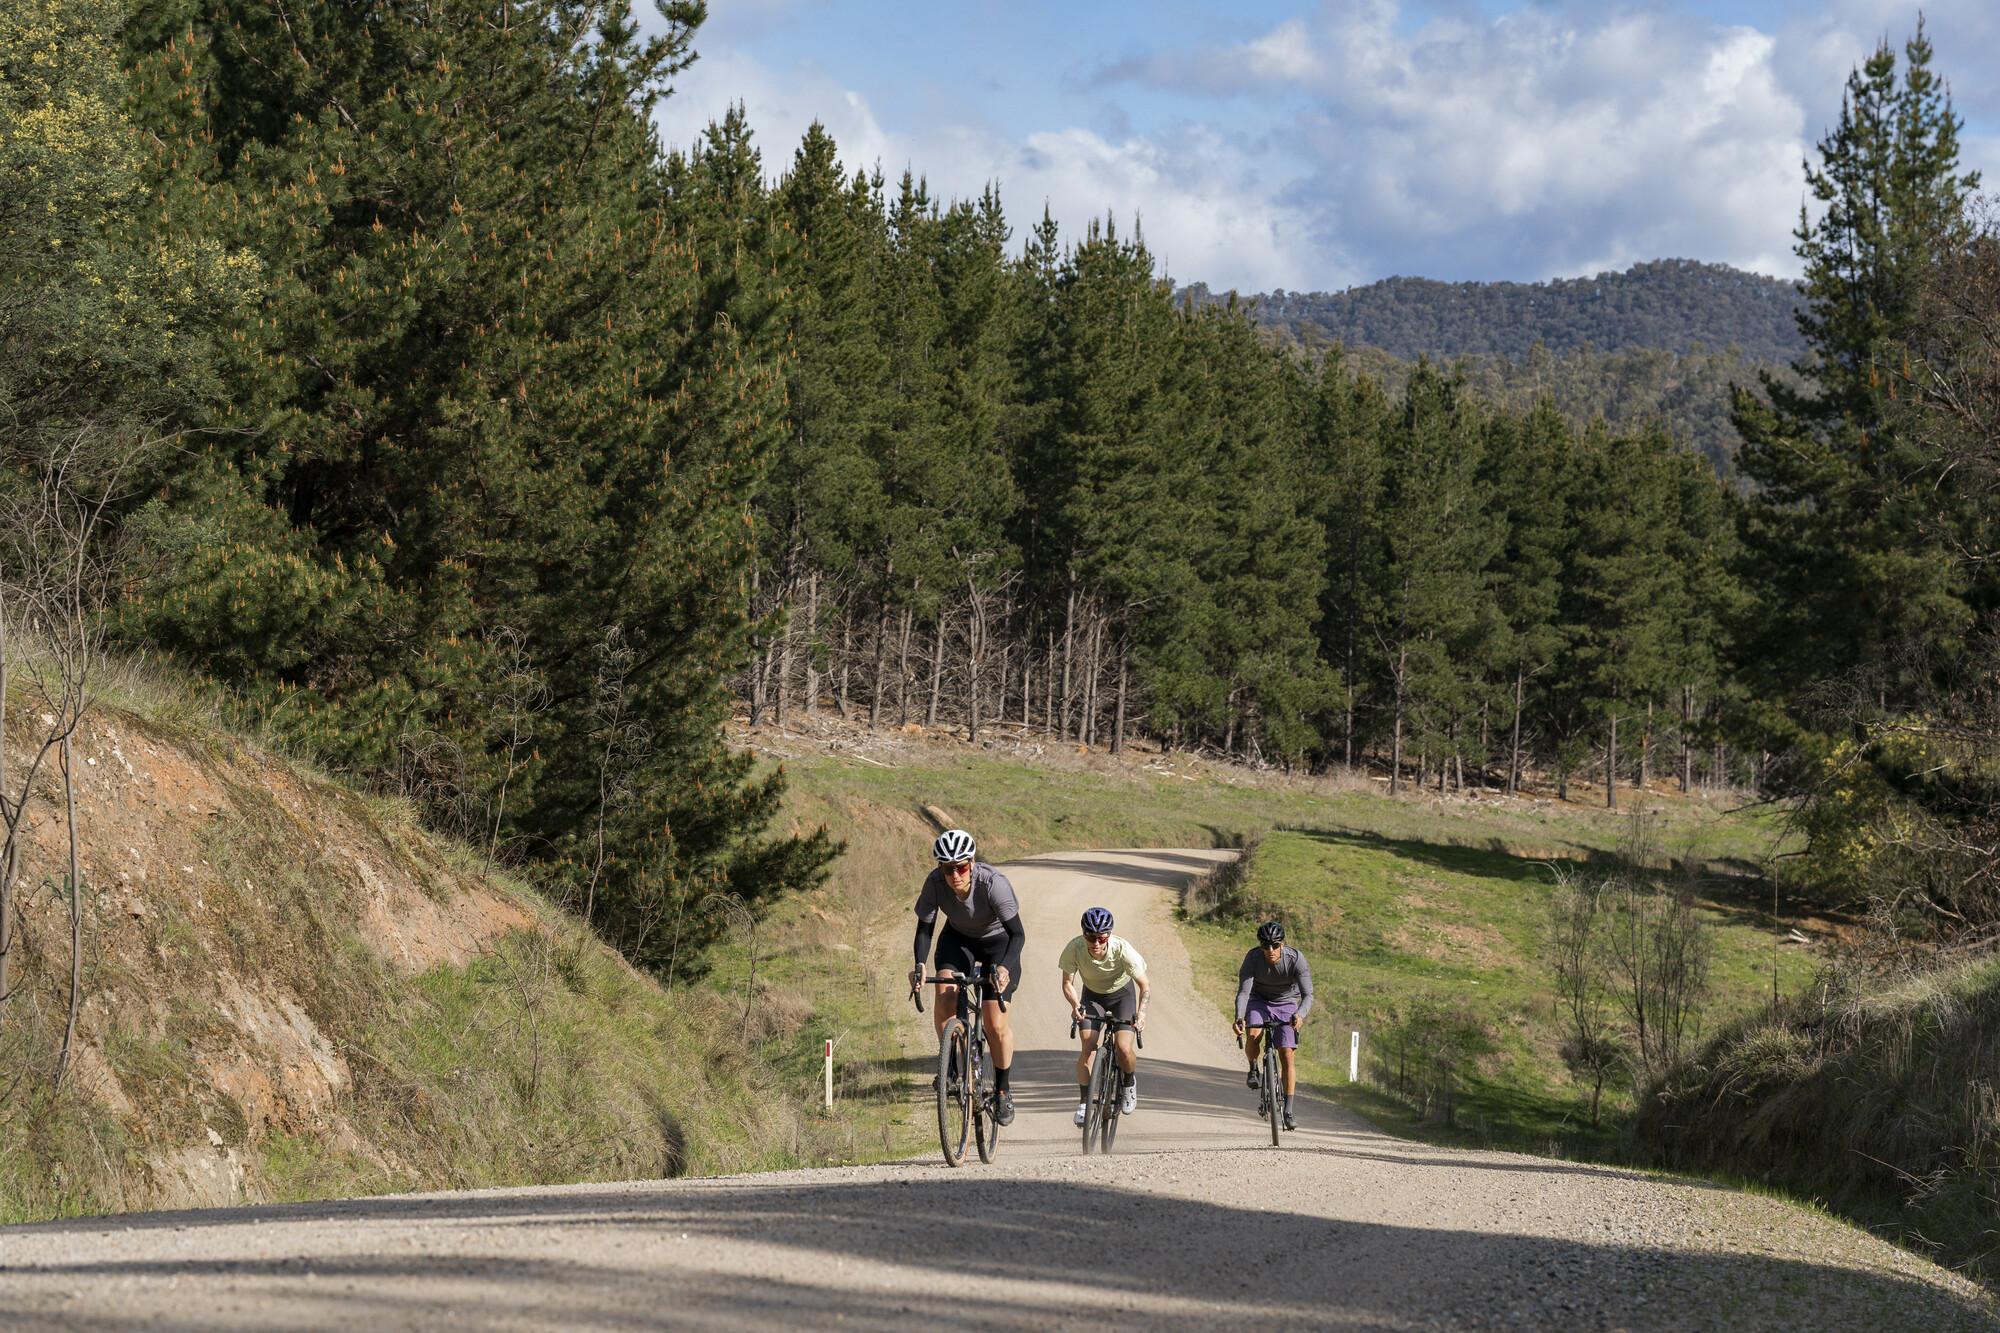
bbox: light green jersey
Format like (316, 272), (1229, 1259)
(1059, 933), (1146, 994)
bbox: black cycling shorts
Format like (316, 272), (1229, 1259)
(1079, 981), (1138, 1031)
(932, 925), (1019, 1001)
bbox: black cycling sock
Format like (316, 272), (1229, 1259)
(993, 1064), (1011, 1093)
(1078, 1083), (1090, 1102)
(1121, 1072), (1136, 1089)
(1283, 1092), (1294, 1111)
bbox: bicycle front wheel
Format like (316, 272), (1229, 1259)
(937, 1018), (971, 1167)
(973, 1035), (1000, 1163)
(1265, 1046), (1283, 1146)
(1082, 1045), (1113, 1154)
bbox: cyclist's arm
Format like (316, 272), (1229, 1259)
(1060, 971), (1081, 1016)
(996, 913), (1025, 980)
(912, 915), (936, 971)
(1234, 963), (1255, 1022)
(1133, 970), (1151, 1027)
(1295, 952), (1314, 1021)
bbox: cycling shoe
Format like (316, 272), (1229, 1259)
(994, 1092), (1016, 1127)
(1283, 1110), (1298, 1131)
(1246, 1067), (1260, 1091)
(1073, 1101), (1088, 1126)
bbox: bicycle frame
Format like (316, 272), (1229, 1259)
(1239, 1020), (1296, 1146)
(913, 964), (1007, 1166)
(1072, 1014), (1142, 1155)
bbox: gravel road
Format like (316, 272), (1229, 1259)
(2, 849), (1991, 1331)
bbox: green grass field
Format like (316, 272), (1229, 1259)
(746, 734), (1808, 1161)
(1180, 821), (1821, 1153)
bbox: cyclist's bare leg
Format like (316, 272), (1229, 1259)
(1279, 1045), (1298, 1095)
(984, 997), (1013, 1070)
(931, 971), (960, 1042)
(1113, 1027), (1138, 1074)
(1075, 1028), (1100, 1084)
(1245, 1026), (1264, 1066)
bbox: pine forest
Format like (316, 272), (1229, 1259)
(7, 0), (2000, 981)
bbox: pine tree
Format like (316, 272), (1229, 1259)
(120, 0), (834, 973)
(1733, 21), (1980, 717)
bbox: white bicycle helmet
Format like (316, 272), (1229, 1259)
(933, 829), (977, 863)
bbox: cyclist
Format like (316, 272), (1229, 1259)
(1232, 920), (1313, 1131)
(908, 829), (1022, 1126)
(1059, 906), (1150, 1123)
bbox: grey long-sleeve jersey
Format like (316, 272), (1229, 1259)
(1235, 945), (1314, 1020)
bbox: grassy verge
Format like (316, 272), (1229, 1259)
(1633, 954), (2000, 1285)
(1172, 818), (1816, 1157)
(746, 735), (1800, 1164)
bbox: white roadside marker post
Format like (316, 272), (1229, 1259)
(824, 1039), (834, 1108)
(1350, 1030), (1360, 1083)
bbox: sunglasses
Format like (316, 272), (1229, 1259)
(943, 860), (974, 875)
(1085, 931), (1110, 943)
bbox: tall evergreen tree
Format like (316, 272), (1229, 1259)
(1733, 21), (1980, 721)
(120, 0), (833, 972)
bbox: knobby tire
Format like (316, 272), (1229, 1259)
(1082, 1043), (1112, 1154)
(1265, 1044), (1283, 1146)
(937, 1018), (971, 1167)
(973, 1032), (999, 1163)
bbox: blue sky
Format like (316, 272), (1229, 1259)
(650, 0), (2000, 292)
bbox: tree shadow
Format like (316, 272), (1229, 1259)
(8, 1172), (1991, 1332)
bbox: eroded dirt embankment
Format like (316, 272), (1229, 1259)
(5, 709), (543, 1211)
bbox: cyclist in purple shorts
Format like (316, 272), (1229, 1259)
(1232, 920), (1312, 1131)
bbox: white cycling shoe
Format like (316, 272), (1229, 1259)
(1120, 1084), (1138, 1115)
(1073, 1101), (1089, 1126)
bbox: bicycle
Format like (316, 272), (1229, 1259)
(1238, 1020), (1294, 1146)
(1071, 1013), (1142, 1155)
(912, 963), (1004, 1167)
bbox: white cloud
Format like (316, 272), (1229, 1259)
(654, 46), (1323, 291)
(655, 0), (1998, 291)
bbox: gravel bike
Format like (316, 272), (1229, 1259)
(1072, 1013), (1142, 1155)
(1239, 1021), (1292, 1146)
(912, 963), (1003, 1167)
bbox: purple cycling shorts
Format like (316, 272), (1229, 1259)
(1246, 997), (1299, 1048)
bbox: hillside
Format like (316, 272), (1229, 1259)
(1184, 259), (1807, 363)
(0, 678), (896, 1222)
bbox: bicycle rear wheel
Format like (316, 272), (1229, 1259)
(937, 1018), (971, 1166)
(973, 1035), (1000, 1163)
(1264, 1045), (1282, 1146)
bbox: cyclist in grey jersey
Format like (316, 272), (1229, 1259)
(908, 829), (1022, 1125)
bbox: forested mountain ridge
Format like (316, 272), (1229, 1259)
(1182, 259), (1806, 363)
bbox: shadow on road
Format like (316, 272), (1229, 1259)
(1007, 850), (1222, 890)
(10, 1173), (1991, 1333)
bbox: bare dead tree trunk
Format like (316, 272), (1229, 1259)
(1060, 574), (1078, 741)
(1111, 626), (1130, 756)
(896, 605), (914, 725)
(1606, 709), (1619, 811)
(927, 614), (947, 728)
(1639, 699), (1652, 792)
(1679, 685), (1693, 794)
(869, 600), (890, 729)
(1390, 649), (1407, 795)
(804, 573), (821, 717)
(1508, 667), (1525, 796)
(836, 610), (853, 720)
(745, 558), (764, 726)
(1080, 610), (1103, 747)
(1044, 627), (1057, 740)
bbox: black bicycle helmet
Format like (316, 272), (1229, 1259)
(1257, 920), (1285, 945)
(1081, 906), (1113, 934)
(932, 829), (976, 862)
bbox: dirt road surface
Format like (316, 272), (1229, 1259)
(2, 850), (1991, 1330)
